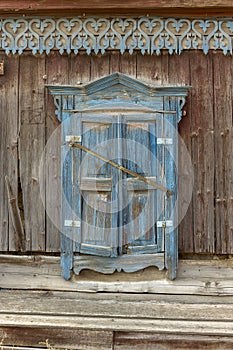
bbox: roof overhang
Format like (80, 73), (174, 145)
(0, 0), (233, 17)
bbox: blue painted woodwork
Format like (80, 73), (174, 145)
(1, 17), (233, 56)
(48, 73), (188, 280)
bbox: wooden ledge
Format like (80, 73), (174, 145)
(0, 254), (233, 296)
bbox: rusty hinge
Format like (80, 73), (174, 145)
(122, 244), (130, 254)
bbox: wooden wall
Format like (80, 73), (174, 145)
(0, 50), (232, 255)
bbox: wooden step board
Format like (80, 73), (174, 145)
(1, 290), (233, 349)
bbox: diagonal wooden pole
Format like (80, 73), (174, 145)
(70, 142), (172, 195)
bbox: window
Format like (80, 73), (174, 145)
(48, 73), (188, 280)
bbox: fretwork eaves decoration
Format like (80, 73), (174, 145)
(1, 17), (233, 56)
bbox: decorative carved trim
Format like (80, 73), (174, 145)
(47, 72), (189, 121)
(73, 253), (165, 275)
(0, 17), (233, 55)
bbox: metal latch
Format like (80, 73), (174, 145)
(157, 138), (173, 145)
(122, 244), (129, 254)
(64, 220), (81, 227)
(157, 220), (173, 228)
(65, 135), (82, 143)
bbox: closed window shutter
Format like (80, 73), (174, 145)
(120, 113), (160, 254)
(63, 113), (118, 258)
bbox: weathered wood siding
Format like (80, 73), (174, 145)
(0, 50), (232, 255)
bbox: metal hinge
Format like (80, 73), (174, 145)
(65, 135), (82, 143)
(157, 220), (173, 228)
(157, 138), (173, 145)
(64, 220), (81, 227)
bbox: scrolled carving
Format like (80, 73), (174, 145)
(1, 17), (233, 56)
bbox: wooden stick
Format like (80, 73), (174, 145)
(5, 176), (25, 251)
(71, 143), (172, 195)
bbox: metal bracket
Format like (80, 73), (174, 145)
(157, 220), (173, 228)
(65, 135), (82, 143)
(64, 220), (81, 227)
(157, 138), (173, 145)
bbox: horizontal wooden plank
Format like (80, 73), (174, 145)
(0, 0), (232, 10)
(1, 290), (233, 321)
(0, 327), (113, 350)
(2, 288), (233, 347)
(0, 0), (233, 16)
(1, 348), (45, 350)
(1, 255), (233, 295)
(1, 331), (233, 350)
(114, 333), (233, 350)
(1, 314), (233, 336)
(80, 177), (112, 191)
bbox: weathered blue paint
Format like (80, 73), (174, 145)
(48, 73), (188, 280)
(1, 17), (233, 56)
(163, 96), (178, 280)
(73, 253), (165, 274)
(61, 98), (76, 280)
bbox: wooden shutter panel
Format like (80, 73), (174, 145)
(71, 113), (118, 258)
(120, 113), (162, 255)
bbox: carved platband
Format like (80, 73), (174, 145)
(1, 17), (233, 55)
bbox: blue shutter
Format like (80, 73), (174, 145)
(63, 113), (118, 259)
(163, 97), (178, 280)
(120, 113), (161, 255)
(48, 73), (189, 279)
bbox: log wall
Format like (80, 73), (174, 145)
(0, 50), (232, 255)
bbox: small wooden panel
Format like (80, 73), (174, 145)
(136, 54), (163, 85)
(69, 52), (91, 85)
(90, 52), (110, 80)
(119, 52), (137, 78)
(80, 177), (112, 191)
(126, 177), (157, 191)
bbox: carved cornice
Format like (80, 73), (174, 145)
(0, 17), (233, 55)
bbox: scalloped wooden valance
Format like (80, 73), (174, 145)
(0, 17), (233, 55)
